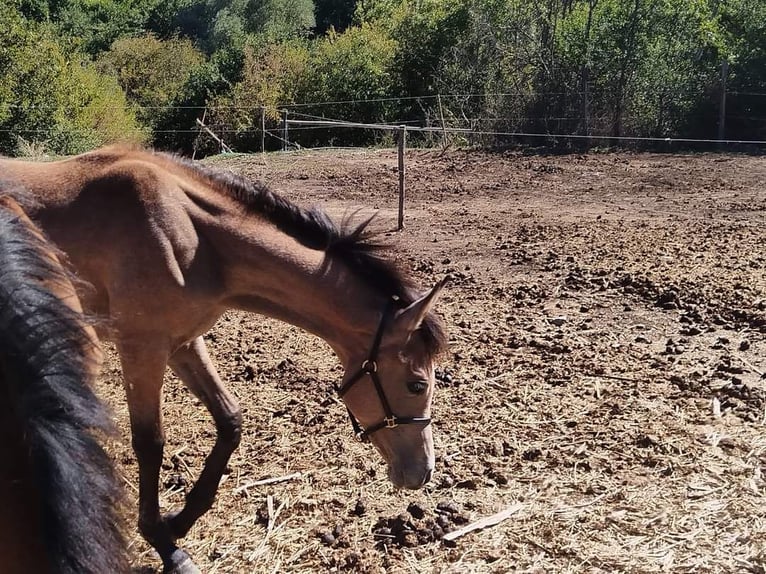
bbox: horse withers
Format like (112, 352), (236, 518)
(0, 147), (448, 573)
(0, 194), (129, 574)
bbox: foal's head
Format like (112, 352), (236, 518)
(337, 280), (447, 489)
(196, 165), (452, 488)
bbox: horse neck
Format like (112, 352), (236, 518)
(213, 216), (385, 364)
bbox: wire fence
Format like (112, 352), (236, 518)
(204, 91), (766, 152)
(3, 89), (766, 112)
(2, 90), (766, 153)
(282, 117), (766, 146)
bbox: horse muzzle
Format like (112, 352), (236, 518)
(387, 461), (434, 490)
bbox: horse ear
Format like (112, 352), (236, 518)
(393, 277), (448, 337)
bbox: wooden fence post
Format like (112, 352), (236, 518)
(718, 60), (728, 143)
(281, 109), (289, 151)
(192, 108), (207, 160)
(437, 94), (448, 149)
(261, 106), (266, 154)
(397, 125), (407, 231)
(195, 116), (232, 154)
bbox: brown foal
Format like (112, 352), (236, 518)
(0, 147), (447, 573)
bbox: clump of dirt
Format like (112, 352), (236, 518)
(370, 500), (469, 549)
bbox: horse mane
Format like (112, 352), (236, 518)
(0, 194), (128, 574)
(161, 152), (448, 355)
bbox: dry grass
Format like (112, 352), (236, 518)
(94, 149), (766, 573)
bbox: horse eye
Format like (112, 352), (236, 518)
(407, 380), (428, 395)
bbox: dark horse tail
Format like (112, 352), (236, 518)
(0, 195), (129, 574)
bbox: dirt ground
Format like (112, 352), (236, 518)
(100, 148), (766, 573)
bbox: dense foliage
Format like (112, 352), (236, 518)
(1, 0), (764, 155)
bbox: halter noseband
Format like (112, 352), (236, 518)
(334, 298), (431, 442)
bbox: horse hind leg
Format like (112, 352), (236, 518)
(117, 338), (201, 574)
(166, 335), (243, 540)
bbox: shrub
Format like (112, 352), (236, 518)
(208, 39), (309, 150)
(295, 23), (397, 146)
(98, 34), (205, 130)
(0, 2), (144, 155)
(51, 57), (146, 155)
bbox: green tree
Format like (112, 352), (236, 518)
(246, 0), (316, 40)
(50, 56), (146, 153)
(354, 0), (470, 141)
(314, 0), (355, 34)
(0, 2), (61, 150)
(98, 35), (205, 129)
(293, 23), (396, 145)
(0, 0), (144, 155)
(304, 23), (396, 108)
(54, 0), (160, 55)
(209, 39), (309, 150)
(718, 0), (766, 140)
(151, 57), (232, 152)
(145, 0), (209, 41)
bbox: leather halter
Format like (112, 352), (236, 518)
(334, 297), (431, 442)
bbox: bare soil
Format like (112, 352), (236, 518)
(101, 148), (766, 573)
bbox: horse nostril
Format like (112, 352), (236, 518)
(423, 468), (433, 485)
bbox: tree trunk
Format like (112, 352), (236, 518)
(612, 0), (642, 139)
(580, 0), (598, 140)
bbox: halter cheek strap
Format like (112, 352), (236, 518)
(334, 298), (431, 442)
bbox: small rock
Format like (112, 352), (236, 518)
(549, 316), (568, 327)
(739, 340), (751, 351)
(318, 530), (336, 546)
(680, 326), (702, 336)
(342, 552), (360, 569)
(523, 448), (542, 461)
(438, 474), (455, 488)
(436, 500), (460, 515)
(407, 502), (426, 520)
(451, 513), (470, 525)
(164, 473), (187, 490)
(489, 471), (508, 485)
(636, 434), (659, 448)
(351, 498), (367, 517)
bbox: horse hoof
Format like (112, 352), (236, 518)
(162, 549), (201, 574)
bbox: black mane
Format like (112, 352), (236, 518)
(0, 194), (128, 574)
(166, 153), (448, 355)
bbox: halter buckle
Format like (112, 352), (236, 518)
(361, 359), (378, 373)
(384, 416), (398, 429)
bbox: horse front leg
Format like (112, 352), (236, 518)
(118, 339), (201, 574)
(166, 336), (242, 540)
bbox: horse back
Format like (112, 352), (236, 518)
(0, 148), (228, 339)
